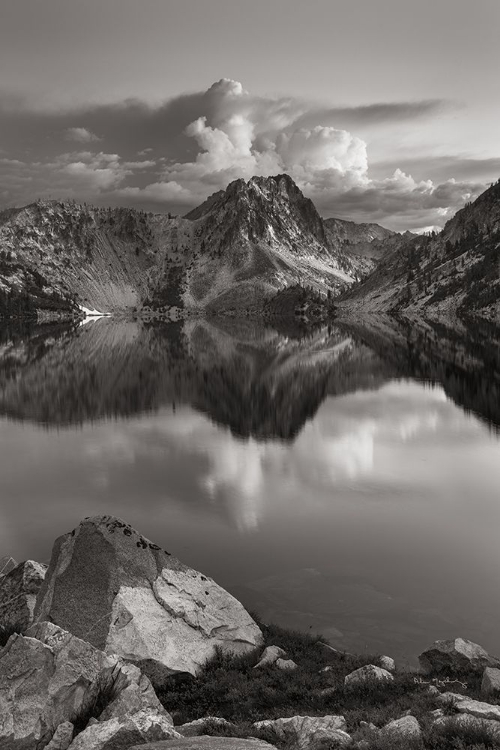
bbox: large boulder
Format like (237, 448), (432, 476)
(254, 715), (349, 749)
(35, 516), (262, 685)
(0, 560), (47, 631)
(0, 621), (172, 750)
(419, 638), (500, 674)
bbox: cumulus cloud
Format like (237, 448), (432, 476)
(0, 79), (491, 229)
(116, 79), (483, 229)
(64, 126), (101, 143)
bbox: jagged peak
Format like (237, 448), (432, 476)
(185, 173), (316, 222)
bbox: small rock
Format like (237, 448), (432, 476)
(419, 638), (500, 674)
(438, 692), (500, 722)
(254, 715), (347, 749)
(177, 718), (235, 737)
(482, 667), (500, 697)
(344, 664), (394, 689)
(427, 685), (441, 696)
(429, 709), (445, 721)
(275, 657), (298, 670)
(319, 665), (333, 673)
(253, 645), (287, 669)
(380, 716), (421, 741)
(359, 721), (377, 731)
(379, 655), (395, 672)
(45, 722), (74, 750)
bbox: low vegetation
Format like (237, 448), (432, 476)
(156, 619), (500, 750)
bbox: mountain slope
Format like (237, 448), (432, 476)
(338, 179), (500, 320)
(323, 217), (395, 278)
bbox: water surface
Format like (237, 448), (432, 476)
(0, 316), (499, 665)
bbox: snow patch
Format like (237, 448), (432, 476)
(79, 305), (111, 325)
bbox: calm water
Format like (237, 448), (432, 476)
(0, 316), (499, 665)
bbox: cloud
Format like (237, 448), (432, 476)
(0, 79), (492, 229)
(64, 126), (101, 143)
(0, 151), (149, 204)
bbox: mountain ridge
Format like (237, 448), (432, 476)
(338, 179), (500, 321)
(0, 176), (394, 319)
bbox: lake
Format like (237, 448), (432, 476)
(0, 315), (499, 666)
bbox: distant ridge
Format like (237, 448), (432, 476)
(338, 178), (500, 321)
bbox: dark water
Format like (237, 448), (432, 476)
(1, 315), (499, 666)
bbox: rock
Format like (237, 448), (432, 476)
(35, 516), (262, 685)
(429, 709), (445, 721)
(66, 710), (179, 750)
(319, 665), (333, 673)
(359, 721), (377, 731)
(380, 716), (421, 740)
(0, 556), (17, 577)
(344, 664), (394, 689)
(438, 692), (500, 721)
(275, 658), (298, 670)
(98, 663), (170, 723)
(427, 685), (441, 696)
(379, 655), (395, 672)
(254, 715), (348, 749)
(0, 621), (172, 750)
(177, 718), (235, 737)
(45, 722), (74, 750)
(253, 645), (287, 668)
(419, 638), (500, 674)
(128, 739), (278, 750)
(482, 667), (500, 697)
(0, 559), (47, 632)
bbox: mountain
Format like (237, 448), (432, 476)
(323, 217), (396, 278)
(338, 179), (500, 321)
(1, 175), (392, 319)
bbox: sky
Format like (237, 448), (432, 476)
(1, 0), (499, 231)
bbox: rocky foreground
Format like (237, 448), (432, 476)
(1, 517), (500, 750)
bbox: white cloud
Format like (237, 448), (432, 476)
(64, 127), (101, 143)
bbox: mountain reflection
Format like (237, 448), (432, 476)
(0, 315), (499, 434)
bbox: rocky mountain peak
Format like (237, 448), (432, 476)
(187, 174), (327, 250)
